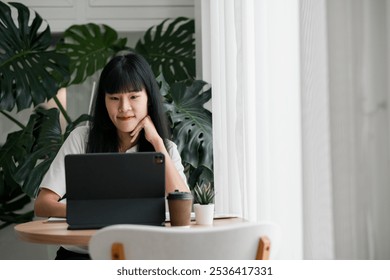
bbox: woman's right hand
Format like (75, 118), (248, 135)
(34, 188), (66, 218)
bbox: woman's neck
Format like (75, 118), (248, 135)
(117, 131), (138, 152)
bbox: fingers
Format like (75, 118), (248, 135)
(130, 116), (148, 135)
(130, 121), (143, 139)
(130, 116), (161, 144)
(130, 130), (139, 143)
(130, 116), (151, 143)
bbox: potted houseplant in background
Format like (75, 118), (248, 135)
(0, 1), (213, 229)
(192, 182), (215, 225)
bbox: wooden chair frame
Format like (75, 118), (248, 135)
(110, 235), (271, 260)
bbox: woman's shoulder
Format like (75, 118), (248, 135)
(62, 125), (89, 152)
(70, 125), (89, 135)
(67, 125), (89, 140)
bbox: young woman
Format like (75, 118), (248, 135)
(34, 53), (189, 259)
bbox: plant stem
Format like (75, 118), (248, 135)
(0, 110), (26, 129)
(53, 95), (72, 124)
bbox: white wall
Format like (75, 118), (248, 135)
(0, 224), (51, 260)
(0, 203), (57, 260)
(11, 0), (194, 32)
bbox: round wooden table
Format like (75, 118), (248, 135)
(14, 219), (94, 246)
(14, 217), (244, 246)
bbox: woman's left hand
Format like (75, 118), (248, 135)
(130, 115), (162, 146)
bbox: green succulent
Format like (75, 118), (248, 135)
(192, 183), (215, 205)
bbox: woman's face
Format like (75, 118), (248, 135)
(105, 88), (149, 133)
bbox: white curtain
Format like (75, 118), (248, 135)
(207, 0), (257, 220)
(326, 0), (390, 259)
(301, 0), (390, 260)
(299, 0), (335, 259)
(199, 0), (390, 260)
(199, 0), (303, 259)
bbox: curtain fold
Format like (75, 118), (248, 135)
(234, 0), (258, 221)
(209, 0), (257, 219)
(209, 0), (239, 216)
(205, 0), (303, 259)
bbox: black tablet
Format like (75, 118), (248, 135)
(65, 152), (165, 229)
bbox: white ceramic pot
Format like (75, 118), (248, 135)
(194, 203), (215, 225)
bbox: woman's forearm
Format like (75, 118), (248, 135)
(152, 139), (189, 193)
(34, 188), (67, 218)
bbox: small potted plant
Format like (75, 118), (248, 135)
(192, 182), (215, 225)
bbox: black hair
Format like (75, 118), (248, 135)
(86, 53), (170, 153)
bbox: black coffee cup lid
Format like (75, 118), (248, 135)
(167, 189), (193, 200)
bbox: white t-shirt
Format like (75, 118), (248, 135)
(39, 125), (188, 254)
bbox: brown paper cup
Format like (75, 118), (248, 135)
(167, 190), (193, 226)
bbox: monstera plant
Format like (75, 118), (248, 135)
(0, 1), (212, 228)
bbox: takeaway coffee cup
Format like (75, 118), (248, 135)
(167, 190), (193, 227)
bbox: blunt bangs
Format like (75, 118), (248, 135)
(102, 60), (146, 95)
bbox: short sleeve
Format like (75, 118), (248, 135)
(165, 139), (189, 189)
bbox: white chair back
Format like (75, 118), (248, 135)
(89, 222), (280, 260)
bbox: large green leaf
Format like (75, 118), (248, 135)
(0, 1), (70, 111)
(0, 108), (62, 198)
(56, 23), (128, 85)
(164, 80), (213, 171)
(187, 165), (214, 191)
(0, 112), (37, 228)
(0, 106), (90, 226)
(136, 17), (195, 84)
(16, 108), (64, 197)
(0, 207), (34, 229)
(0, 115), (37, 193)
